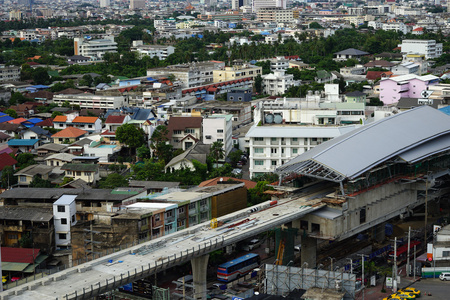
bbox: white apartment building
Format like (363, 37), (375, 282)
(100, 0), (110, 7)
(262, 70), (296, 96)
(53, 195), (77, 249)
(382, 22), (409, 35)
(130, 0), (145, 9)
(52, 94), (127, 109)
(247, 95), (364, 177)
(131, 43), (175, 60)
(399, 39), (443, 60)
(203, 114), (233, 156)
(74, 36), (117, 60)
(154, 19), (177, 31)
(252, 0), (286, 13)
(0, 64), (20, 82)
(270, 56), (290, 72)
(247, 125), (358, 178)
(257, 7), (294, 23)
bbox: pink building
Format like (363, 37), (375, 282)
(379, 74), (439, 105)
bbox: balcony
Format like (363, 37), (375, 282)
(270, 140), (279, 145)
(189, 209), (197, 215)
(165, 216), (175, 224)
(200, 205), (209, 213)
(0, 225), (24, 232)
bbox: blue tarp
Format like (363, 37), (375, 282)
(0, 116), (14, 123)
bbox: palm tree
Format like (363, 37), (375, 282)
(210, 141), (225, 168)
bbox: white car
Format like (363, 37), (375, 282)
(439, 272), (450, 281)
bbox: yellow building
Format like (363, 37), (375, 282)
(213, 64), (262, 83)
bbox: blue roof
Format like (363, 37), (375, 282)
(0, 116), (14, 123)
(8, 139), (39, 146)
(218, 253), (259, 269)
(30, 85), (49, 89)
(132, 108), (154, 120)
(0, 112), (6, 117)
(26, 118), (43, 124)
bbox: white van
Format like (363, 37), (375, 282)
(439, 272), (450, 281)
(242, 239), (262, 251)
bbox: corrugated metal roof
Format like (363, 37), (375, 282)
(398, 134), (450, 164)
(277, 106), (450, 181)
(54, 195), (77, 205)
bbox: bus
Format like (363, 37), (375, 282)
(217, 253), (260, 282)
(388, 240), (421, 265)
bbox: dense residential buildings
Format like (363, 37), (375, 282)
(131, 41), (175, 60)
(0, 65), (20, 83)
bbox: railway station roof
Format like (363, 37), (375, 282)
(276, 106), (450, 182)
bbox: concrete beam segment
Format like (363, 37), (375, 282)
(301, 235), (317, 268)
(191, 254), (210, 300)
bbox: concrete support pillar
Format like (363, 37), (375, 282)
(372, 222), (385, 243)
(191, 254), (209, 300)
(301, 235), (317, 268)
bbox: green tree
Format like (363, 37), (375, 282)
(227, 149), (243, 167)
(29, 176), (55, 188)
(209, 141), (225, 168)
(51, 111), (63, 118)
(254, 74), (263, 94)
(247, 181), (274, 206)
(115, 123), (145, 156)
(9, 92), (28, 105)
(18, 232), (33, 248)
(137, 145), (151, 160)
(32, 67), (50, 85)
(149, 125), (173, 164)
(0, 165), (16, 188)
(99, 173), (128, 189)
(309, 22), (323, 29)
(16, 153), (36, 169)
(4, 109), (17, 118)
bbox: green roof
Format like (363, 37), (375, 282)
(316, 70), (331, 79)
(2, 262), (29, 272)
(47, 70), (59, 78)
(61, 163), (98, 172)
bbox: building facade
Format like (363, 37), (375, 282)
(74, 36), (118, 60)
(399, 39), (443, 60)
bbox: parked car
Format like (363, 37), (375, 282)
(439, 272), (450, 281)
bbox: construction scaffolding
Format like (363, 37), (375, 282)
(274, 228), (297, 266)
(265, 264), (356, 299)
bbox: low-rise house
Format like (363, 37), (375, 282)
(61, 163), (100, 184)
(45, 153), (75, 168)
(71, 116), (102, 133)
(14, 164), (54, 186)
(391, 62), (420, 76)
(20, 126), (51, 142)
(104, 115), (131, 132)
(345, 91), (367, 103)
(36, 143), (68, 157)
(165, 142), (210, 173)
(7, 139), (40, 153)
(334, 48), (369, 62)
(51, 127), (88, 144)
(167, 116), (203, 150)
(0, 153), (17, 178)
(128, 180), (181, 193)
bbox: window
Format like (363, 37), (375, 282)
(57, 206), (65, 213)
(200, 212), (208, 220)
(360, 207), (366, 224)
(271, 138), (277, 141)
(61, 218), (67, 225)
(72, 215), (75, 223)
(58, 233), (67, 240)
(217, 139), (223, 142)
(189, 203), (196, 210)
(76, 172), (81, 176)
(271, 148), (277, 153)
(166, 210), (173, 218)
(185, 129), (195, 134)
(173, 130), (182, 135)
(200, 199), (207, 206)
(254, 148), (264, 153)
(254, 137), (264, 141)
(88, 125), (92, 128)
(292, 148), (298, 154)
(20, 176), (27, 182)
(443, 251), (450, 257)
(154, 214), (160, 221)
(254, 160), (264, 166)
(178, 207), (185, 214)
(217, 129), (224, 133)
(84, 172), (91, 176)
(292, 138), (298, 142)
(271, 160), (277, 166)
(165, 224), (173, 232)
(8, 234), (18, 240)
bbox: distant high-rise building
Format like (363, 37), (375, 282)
(100, 0), (110, 7)
(252, 0), (285, 13)
(232, 0), (244, 10)
(130, 0), (145, 9)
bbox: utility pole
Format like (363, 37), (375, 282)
(425, 172), (431, 246)
(393, 237), (398, 293)
(407, 226), (411, 276)
(413, 245), (416, 281)
(358, 254), (367, 300)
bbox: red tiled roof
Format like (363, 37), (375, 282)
(0, 153), (17, 171)
(36, 118), (53, 127)
(8, 118), (27, 124)
(199, 177), (257, 189)
(167, 116), (202, 139)
(413, 27), (423, 31)
(101, 130), (116, 136)
(366, 71), (393, 80)
(72, 116), (98, 124)
(53, 115), (67, 122)
(105, 115), (126, 124)
(1, 247), (40, 264)
(51, 127), (87, 138)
